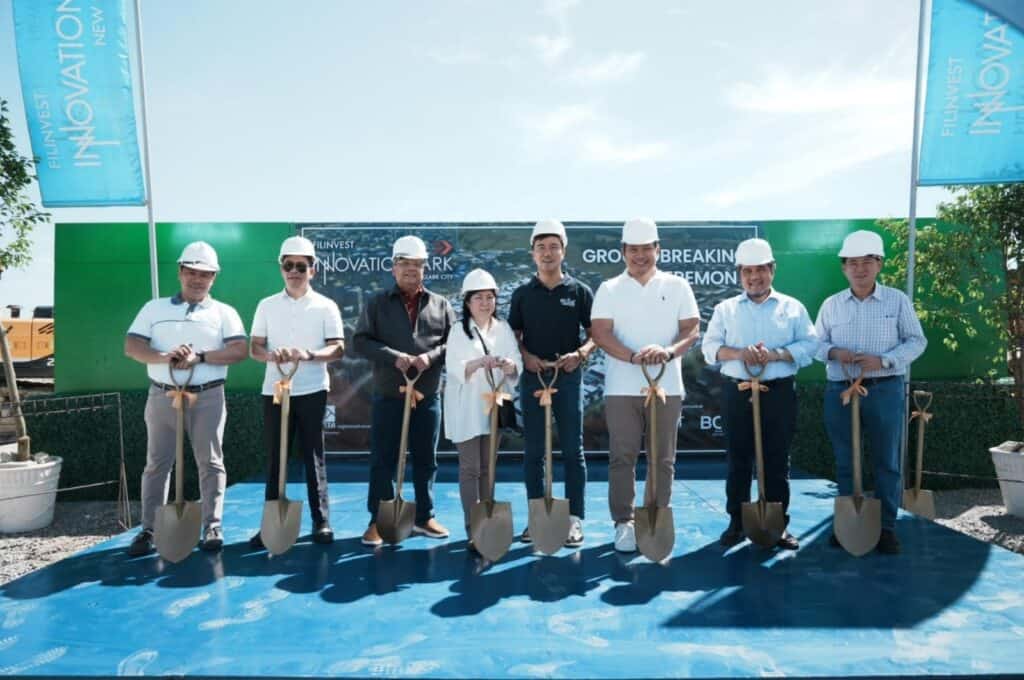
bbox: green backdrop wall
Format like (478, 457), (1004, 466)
(55, 219), (992, 394)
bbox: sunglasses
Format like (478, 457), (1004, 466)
(281, 261), (310, 273)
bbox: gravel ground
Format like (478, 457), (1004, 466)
(1, 491), (1022, 587)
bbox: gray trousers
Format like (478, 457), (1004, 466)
(605, 395), (682, 524)
(141, 384), (227, 531)
(456, 435), (494, 533)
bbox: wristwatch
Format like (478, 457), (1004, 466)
(197, 351), (207, 364)
(881, 356), (892, 369)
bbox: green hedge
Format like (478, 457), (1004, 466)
(23, 382), (1023, 500)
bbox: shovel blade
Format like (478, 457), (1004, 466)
(154, 501), (202, 564)
(260, 498), (304, 556)
(469, 500), (513, 562)
(527, 497), (571, 555)
(834, 495), (882, 557)
(741, 499), (786, 548)
(902, 488), (936, 520)
(635, 504), (675, 562)
(376, 497), (416, 545)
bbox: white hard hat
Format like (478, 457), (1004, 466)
(530, 219), (567, 247)
(461, 268), (498, 296)
(177, 241), (220, 272)
(735, 238), (775, 267)
(838, 230), (885, 258)
(279, 235), (317, 262)
(622, 218), (659, 245)
(392, 235), (428, 260)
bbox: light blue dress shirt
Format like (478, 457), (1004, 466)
(702, 289), (818, 381)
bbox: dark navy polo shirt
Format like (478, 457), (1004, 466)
(508, 275), (593, 361)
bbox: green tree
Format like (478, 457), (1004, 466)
(0, 97), (48, 276)
(879, 184), (1024, 428)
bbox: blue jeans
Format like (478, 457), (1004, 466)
(824, 377), (904, 530)
(520, 369), (587, 518)
(367, 392), (441, 525)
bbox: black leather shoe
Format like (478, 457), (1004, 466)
(775, 530), (799, 551)
(128, 529), (155, 557)
(876, 529), (901, 554)
(829, 532), (841, 548)
(719, 521), (744, 547)
(313, 521), (334, 545)
(248, 531), (265, 550)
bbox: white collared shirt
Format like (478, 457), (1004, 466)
(591, 269), (700, 397)
(251, 288), (344, 397)
(127, 294), (246, 385)
(702, 289), (818, 380)
(443, 318), (522, 444)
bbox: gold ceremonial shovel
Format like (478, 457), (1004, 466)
(527, 362), (571, 555)
(635, 362), (674, 562)
(154, 365), (202, 563)
(376, 367), (421, 545)
(469, 367), (514, 562)
(833, 364), (881, 557)
(739, 362), (786, 548)
(901, 390), (936, 519)
(260, 361), (304, 556)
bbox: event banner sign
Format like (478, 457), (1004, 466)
(298, 223), (757, 454)
(12, 0), (144, 206)
(919, 0), (1024, 185)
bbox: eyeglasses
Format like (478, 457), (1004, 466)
(281, 261), (309, 273)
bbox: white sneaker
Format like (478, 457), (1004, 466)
(565, 515), (584, 548)
(614, 521), (636, 553)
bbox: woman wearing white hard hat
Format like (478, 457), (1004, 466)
(814, 230), (927, 554)
(703, 238), (818, 551)
(444, 268), (522, 551)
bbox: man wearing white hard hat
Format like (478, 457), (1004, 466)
(444, 268), (522, 550)
(248, 235), (344, 548)
(591, 218), (701, 553)
(703, 238), (817, 550)
(815, 230), (926, 554)
(124, 241), (248, 556)
(509, 219), (595, 548)
(353, 235), (456, 546)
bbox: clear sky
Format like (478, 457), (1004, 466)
(0, 0), (949, 311)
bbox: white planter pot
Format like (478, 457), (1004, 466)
(990, 441), (1024, 518)
(0, 455), (63, 533)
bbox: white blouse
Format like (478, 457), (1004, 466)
(443, 317), (523, 444)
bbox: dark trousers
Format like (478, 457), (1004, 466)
(367, 392), (441, 525)
(520, 369), (587, 519)
(263, 390), (330, 526)
(721, 377), (797, 522)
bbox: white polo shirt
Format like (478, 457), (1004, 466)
(127, 294), (247, 385)
(591, 269), (700, 397)
(251, 288), (344, 397)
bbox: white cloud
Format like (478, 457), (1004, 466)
(571, 52), (646, 83)
(520, 105), (669, 165)
(581, 134), (670, 163)
(704, 65), (912, 207)
(529, 34), (572, 64)
(525, 104), (598, 138)
(542, 0), (581, 21)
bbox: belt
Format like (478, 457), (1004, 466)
(829, 375), (902, 386)
(728, 376), (794, 386)
(151, 379), (225, 393)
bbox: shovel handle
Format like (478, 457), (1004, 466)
(483, 368), (505, 503)
(395, 367), (423, 494)
(640, 362), (667, 507)
(743, 362), (768, 503)
(537, 362), (559, 500)
(912, 390), (932, 493)
(275, 360), (301, 380)
(168, 365), (193, 505)
(274, 361), (301, 499)
(851, 388), (863, 498)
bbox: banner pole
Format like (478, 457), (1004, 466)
(133, 0), (159, 299)
(901, 0), (930, 490)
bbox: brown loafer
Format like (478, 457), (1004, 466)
(413, 518), (449, 539)
(361, 523), (383, 547)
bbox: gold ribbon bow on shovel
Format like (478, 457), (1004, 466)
(636, 361), (674, 563)
(833, 361), (881, 557)
(260, 360), (304, 556)
(470, 367), (514, 562)
(154, 364), (202, 563)
(527, 361), (571, 555)
(738, 361), (785, 548)
(902, 390), (936, 519)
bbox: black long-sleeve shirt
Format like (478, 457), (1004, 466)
(352, 285), (455, 397)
